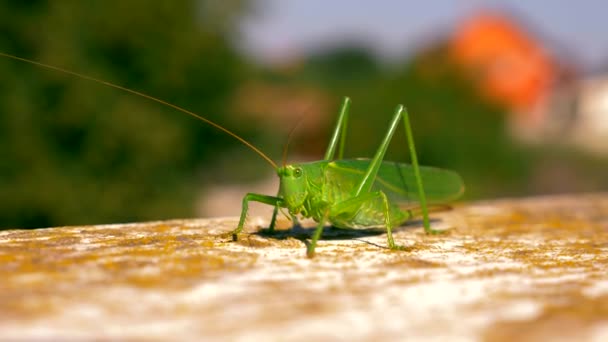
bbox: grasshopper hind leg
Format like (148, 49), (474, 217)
(402, 107), (439, 235)
(329, 191), (409, 251)
(307, 215), (327, 258)
(378, 191), (409, 251)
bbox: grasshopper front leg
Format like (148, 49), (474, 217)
(232, 193), (284, 241)
(268, 191), (299, 233)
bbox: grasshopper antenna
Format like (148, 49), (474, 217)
(0, 51), (278, 170)
(281, 108), (309, 167)
(281, 118), (304, 167)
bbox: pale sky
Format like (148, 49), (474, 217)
(241, 0), (608, 71)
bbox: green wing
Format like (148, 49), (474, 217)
(327, 159), (464, 204)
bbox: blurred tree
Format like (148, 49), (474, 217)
(385, 47), (530, 198)
(293, 44), (530, 198)
(0, 1), (257, 228)
(258, 44), (384, 158)
(299, 44), (382, 86)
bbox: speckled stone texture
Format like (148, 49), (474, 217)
(1, 193), (607, 341)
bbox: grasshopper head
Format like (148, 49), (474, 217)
(277, 164), (308, 212)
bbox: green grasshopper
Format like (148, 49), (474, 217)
(232, 97), (464, 257)
(0, 52), (464, 257)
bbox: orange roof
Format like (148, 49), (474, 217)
(451, 12), (555, 112)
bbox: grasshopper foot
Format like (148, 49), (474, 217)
(306, 246), (316, 258)
(389, 244), (411, 252)
(424, 227), (447, 235)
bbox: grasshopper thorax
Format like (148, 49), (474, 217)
(277, 164), (308, 213)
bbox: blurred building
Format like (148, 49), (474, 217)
(450, 11), (608, 156)
(451, 11), (556, 117)
(563, 74), (608, 155)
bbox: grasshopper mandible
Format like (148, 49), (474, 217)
(0, 52), (464, 258)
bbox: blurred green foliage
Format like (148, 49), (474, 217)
(1, 3), (606, 229)
(0, 1), (260, 228)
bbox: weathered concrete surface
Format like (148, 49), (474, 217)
(1, 194), (607, 341)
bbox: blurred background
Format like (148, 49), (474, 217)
(1, 1), (607, 229)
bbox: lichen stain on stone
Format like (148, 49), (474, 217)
(382, 256), (443, 268)
(235, 234), (277, 248)
(482, 291), (608, 342)
(0, 194), (607, 340)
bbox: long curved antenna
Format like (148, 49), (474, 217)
(281, 109), (308, 167)
(281, 118), (304, 167)
(0, 51), (278, 170)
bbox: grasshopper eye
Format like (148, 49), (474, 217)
(294, 168), (303, 178)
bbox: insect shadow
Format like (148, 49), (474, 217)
(254, 218), (443, 250)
